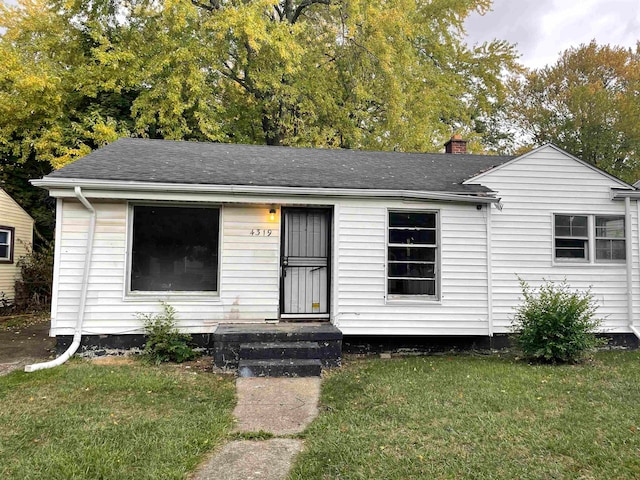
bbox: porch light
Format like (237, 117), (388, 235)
(269, 208), (277, 222)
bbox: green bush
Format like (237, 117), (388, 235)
(13, 242), (54, 313)
(512, 279), (605, 363)
(138, 302), (198, 364)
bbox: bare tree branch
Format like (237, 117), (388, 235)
(291, 0), (330, 24)
(191, 0), (221, 12)
(222, 61), (256, 95)
(273, 4), (285, 21)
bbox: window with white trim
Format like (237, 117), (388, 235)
(554, 214), (625, 263)
(387, 211), (438, 298)
(554, 215), (589, 261)
(130, 205), (220, 292)
(0, 226), (14, 263)
(595, 216), (625, 261)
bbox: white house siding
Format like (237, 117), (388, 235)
(334, 198), (490, 336)
(219, 205), (280, 322)
(51, 192), (491, 337)
(51, 199), (280, 336)
(0, 189), (34, 302)
(51, 146), (634, 340)
(474, 146), (636, 334)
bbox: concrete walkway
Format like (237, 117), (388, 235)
(190, 377), (321, 480)
(233, 377), (321, 435)
(189, 439), (304, 480)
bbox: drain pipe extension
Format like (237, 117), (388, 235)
(25, 187), (96, 372)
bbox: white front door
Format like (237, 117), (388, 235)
(281, 208), (330, 317)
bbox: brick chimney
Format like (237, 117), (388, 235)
(444, 134), (467, 154)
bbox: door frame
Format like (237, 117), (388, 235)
(279, 206), (333, 321)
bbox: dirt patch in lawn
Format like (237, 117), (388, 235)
(91, 355), (229, 375)
(91, 356), (137, 366)
(0, 314), (55, 375)
(170, 356), (225, 374)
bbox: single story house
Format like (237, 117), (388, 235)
(0, 187), (34, 304)
(31, 137), (640, 356)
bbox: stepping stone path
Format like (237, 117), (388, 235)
(233, 377), (321, 435)
(189, 439), (304, 480)
(190, 377), (321, 480)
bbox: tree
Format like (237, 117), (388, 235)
(0, 0), (518, 171)
(0, 0), (135, 238)
(176, 0), (519, 150)
(505, 41), (640, 183)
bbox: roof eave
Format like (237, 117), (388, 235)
(31, 177), (500, 204)
(612, 188), (640, 200)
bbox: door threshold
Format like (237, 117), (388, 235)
(280, 314), (330, 322)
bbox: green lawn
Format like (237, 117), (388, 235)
(0, 358), (235, 480)
(2, 351), (639, 480)
(290, 351), (640, 480)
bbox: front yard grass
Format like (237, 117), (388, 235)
(0, 358), (235, 480)
(290, 351), (640, 479)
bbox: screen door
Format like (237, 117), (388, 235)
(281, 208), (330, 316)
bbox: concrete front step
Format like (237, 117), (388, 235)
(238, 359), (322, 378)
(214, 323), (342, 370)
(239, 341), (320, 360)
(214, 323), (341, 343)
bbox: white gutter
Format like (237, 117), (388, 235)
(31, 178), (501, 204)
(612, 189), (640, 200)
(25, 187), (96, 372)
(624, 197), (639, 340)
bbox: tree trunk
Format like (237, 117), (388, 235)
(261, 103), (286, 146)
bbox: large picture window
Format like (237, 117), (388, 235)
(0, 226), (14, 263)
(387, 211), (438, 298)
(554, 214), (625, 263)
(130, 205), (219, 292)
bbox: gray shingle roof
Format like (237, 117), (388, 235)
(46, 138), (515, 194)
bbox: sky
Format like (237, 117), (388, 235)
(464, 0), (640, 69)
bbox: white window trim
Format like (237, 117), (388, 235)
(552, 213), (626, 266)
(385, 209), (441, 303)
(553, 214), (590, 263)
(0, 226), (14, 263)
(123, 202), (222, 301)
(594, 214), (626, 264)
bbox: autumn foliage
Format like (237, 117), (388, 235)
(0, 0), (517, 170)
(506, 41), (640, 182)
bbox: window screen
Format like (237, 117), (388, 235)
(131, 206), (219, 292)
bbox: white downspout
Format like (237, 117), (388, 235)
(625, 197), (640, 339)
(486, 204), (493, 337)
(25, 187), (96, 372)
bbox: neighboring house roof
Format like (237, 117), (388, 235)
(44, 138), (515, 195)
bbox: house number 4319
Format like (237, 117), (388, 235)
(251, 229), (272, 236)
